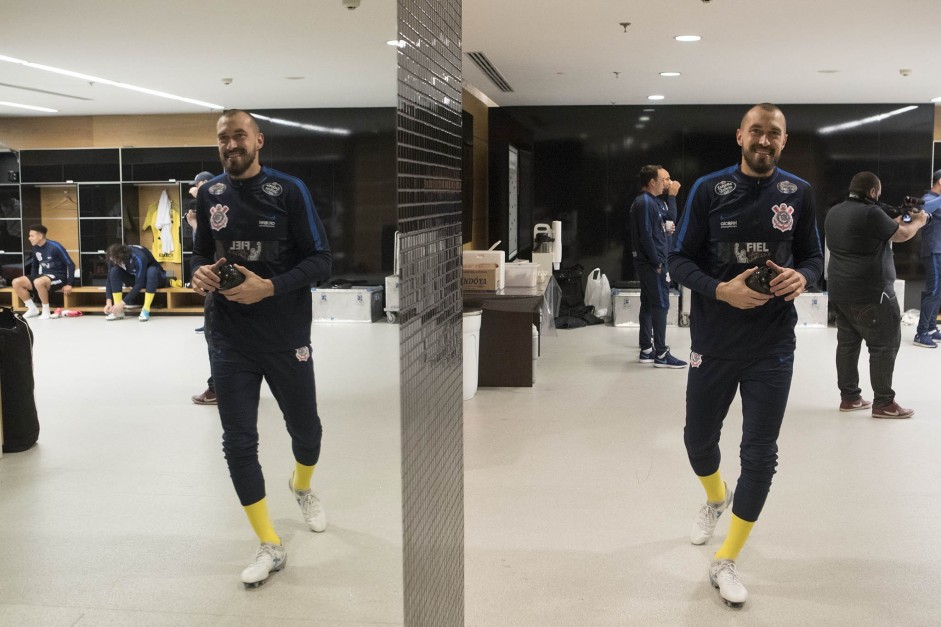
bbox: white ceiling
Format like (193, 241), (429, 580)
(1, 0), (940, 119)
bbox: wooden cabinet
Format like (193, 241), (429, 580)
(4, 146), (217, 290)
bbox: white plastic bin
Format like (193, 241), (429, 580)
(463, 308), (482, 400)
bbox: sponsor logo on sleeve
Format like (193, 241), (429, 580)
(262, 182), (283, 197)
(715, 180), (736, 196)
(295, 346), (311, 362)
(771, 204), (794, 232)
(777, 180), (798, 194)
(208, 183), (226, 195)
(209, 204), (230, 231)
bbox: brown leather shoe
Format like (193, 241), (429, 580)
(839, 398), (872, 412)
(192, 388), (217, 405)
(871, 401), (913, 419)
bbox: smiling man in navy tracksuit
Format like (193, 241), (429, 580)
(668, 103), (823, 608)
(191, 109), (333, 588)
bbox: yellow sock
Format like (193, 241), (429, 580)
(714, 514), (755, 561)
(698, 471), (726, 503)
(292, 463), (315, 491)
(112, 292), (124, 305)
(243, 498), (280, 545)
(143, 292), (155, 313)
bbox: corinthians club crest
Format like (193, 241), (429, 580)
(770, 203), (794, 232)
(210, 204), (230, 231)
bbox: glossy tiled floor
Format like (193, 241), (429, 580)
(464, 320), (941, 625)
(4, 313), (941, 625)
(0, 315), (403, 626)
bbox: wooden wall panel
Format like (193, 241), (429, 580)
(0, 113), (215, 149)
(39, 186), (79, 254)
(92, 114), (216, 147)
(462, 88), (490, 249)
(0, 117), (94, 149)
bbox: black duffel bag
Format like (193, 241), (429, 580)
(0, 307), (39, 453)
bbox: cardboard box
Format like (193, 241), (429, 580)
(613, 288), (680, 327)
(795, 292), (828, 328)
(311, 286), (384, 322)
(463, 250), (505, 290)
(505, 260), (538, 287)
(462, 264), (500, 292)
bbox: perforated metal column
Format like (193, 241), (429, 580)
(397, 0), (464, 625)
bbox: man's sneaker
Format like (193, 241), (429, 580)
(709, 559), (748, 608)
(654, 350), (687, 369)
(691, 482), (733, 545)
(191, 388), (217, 405)
(932, 329), (941, 341)
(39, 312), (51, 320)
(240, 542), (287, 588)
(105, 312), (125, 321)
(913, 333), (937, 348)
(138, 311), (150, 322)
(839, 398), (872, 412)
(872, 401), (914, 419)
(288, 475), (327, 532)
(638, 349), (654, 364)
(23, 308), (40, 319)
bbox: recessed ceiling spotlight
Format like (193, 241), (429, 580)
(659, 71), (681, 77)
(648, 95), (665, 101)
(635, 124), (645, 129)
(639, 116), (650, 122)
(643, 108), (655, 112)
(674, 35), (701, 42)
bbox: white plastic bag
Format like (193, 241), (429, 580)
(584, 268), (611, 319)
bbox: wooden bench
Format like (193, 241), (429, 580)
(0, 286), (205, 314)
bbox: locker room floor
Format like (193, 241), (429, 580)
(2, 314), (941, 625)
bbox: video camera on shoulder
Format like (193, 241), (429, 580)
(878, 196), (928, 223)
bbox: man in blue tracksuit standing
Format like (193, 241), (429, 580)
(630, 165), (686, 368)
(669, 103), (823, 608)
(191, 109), (333, 588)
(914, 170), (941, 346)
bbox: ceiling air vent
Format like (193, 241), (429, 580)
(466, 52), (514, 93)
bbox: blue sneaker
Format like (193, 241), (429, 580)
(138, 310), (150, 322)
(654, 350), (687, 369)
(913, 333), (937, 348)
(931, 329), (941, 341)
(638, 348), (654, 364)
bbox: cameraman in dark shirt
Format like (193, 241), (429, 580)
(825, 171), (927, 418)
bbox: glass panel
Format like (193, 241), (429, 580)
(0, 220), (23, 252)
(78, 184), (122, 218)
(121, 147), (220, 182)
(79, 252), (109, 286)
(20, 149), (120, 183)
(0, 151), (18, 182)
(0, 186), (20, 218)
(79, 218), (123, 253)
(0, 252), (24, 283)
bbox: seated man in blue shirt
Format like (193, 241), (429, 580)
(12, 224), (75, 320)
(102, 243), (168, 322)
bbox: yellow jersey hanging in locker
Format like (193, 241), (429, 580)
(143, 189), (182, 263)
